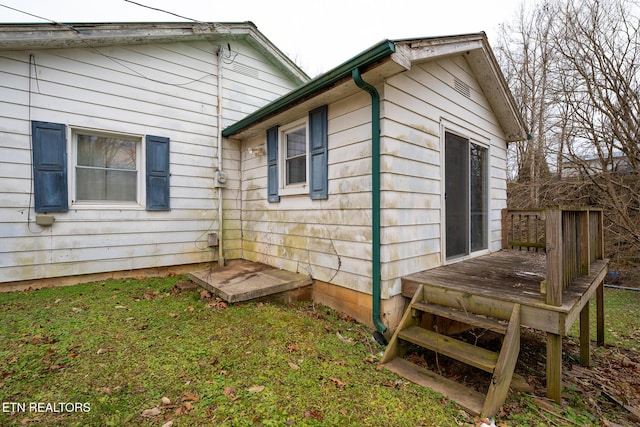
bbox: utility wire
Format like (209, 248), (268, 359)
(123, 0), (203, 23)
(0, 3), (63, 25)
(0, 2), (228, 86)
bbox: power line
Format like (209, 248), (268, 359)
(0, 3), (223, 86)
(0, 2), (64, 25)
(123, 0), (203, 23)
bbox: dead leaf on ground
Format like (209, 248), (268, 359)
(287, 344), (299, 353)
(168, 312), (178, 318)
(329, 377), (347, 389)
(182, 392), (200, 402)
(248, 385), (265, 393)
(199, 290), (212, 300)
(336, 332), (355, 344)
(161, 397), (171, 405)
(205, 300), (228, 310)
(288, 361), (300, 370)
(186, 305), (195, 312)
(141, 407), (161, 417)
(304, 409), (323, 421)
(161, 421), (173, 427)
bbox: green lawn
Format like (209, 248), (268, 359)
(0, 277), (637, 426)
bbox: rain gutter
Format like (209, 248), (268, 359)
(352, 67), (386, 334)
(222, 40), (396, 138)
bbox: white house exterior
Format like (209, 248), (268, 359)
(222, 34), (527, 330)
(1, 25), (526, 332)
(0, 22), (307, 286)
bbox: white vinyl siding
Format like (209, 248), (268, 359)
(381, 56), (508, 295)
(239, 55), (509, 300)
(0, 38), (299, 283)
(241, 90), (374, 295)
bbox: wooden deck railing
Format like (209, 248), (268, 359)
(545, 207), (604, 306)
(501, 209), (546, 251)
(502, 207), (604, 306)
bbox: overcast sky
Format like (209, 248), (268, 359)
(1, 0), (525, 76)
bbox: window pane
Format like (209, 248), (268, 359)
(77, 134), (136, 169)
(76, 168), (137, 201)
(76, 133), (138, 202)
(470, 143), (488, 252)
(286, 128), (306, 157)
(287, 156), (306, 184)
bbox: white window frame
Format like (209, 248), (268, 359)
(279, 118), (309, 196)
(69, 127), (144, 209)
(440, 120), (491, 264)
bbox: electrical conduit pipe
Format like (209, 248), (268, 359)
(217, 46), (225, 267)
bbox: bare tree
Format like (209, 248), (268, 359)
(495, 1), (556, 205)
(498, 0), (640, 260)
(553, 0), (640, 257)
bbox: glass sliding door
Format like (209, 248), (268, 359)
(470, 143), (488, 252)
(444, 131), (488, 260)
(445, 132), (469, 259)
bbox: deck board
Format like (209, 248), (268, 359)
(402, 250), (608, 334)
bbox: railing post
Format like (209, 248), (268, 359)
(545, 208), (564, 403)
(546, 208), (563, 306)
(501, 208), (508, 249)
(597, 210), (604, 259)
(579, 211), (590, 275)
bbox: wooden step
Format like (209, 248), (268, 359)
(398, 326), (498, 373)
(385, 357), (484, 416)
(412, 301), (508, 334)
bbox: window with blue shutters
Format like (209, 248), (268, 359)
(31, 121), (170, 212)
(32, 121), (69, 212)
(266, 105), (328, 201)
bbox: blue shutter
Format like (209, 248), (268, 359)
(31, 121), (68, 212)
(146, 135), (170, 211)
(309, 105), (328, 200)
(266, 126), (280, 203)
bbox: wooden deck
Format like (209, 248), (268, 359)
(384, 207), (608, 409)
(402, 250), (608, 336)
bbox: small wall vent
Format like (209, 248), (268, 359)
(233, 63), (259, 79)
(454, 77), (471, 98)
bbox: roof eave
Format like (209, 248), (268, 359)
(0, 21), (309, 84)
(395, 33), (527, 142)
(222, 39), (397, 137)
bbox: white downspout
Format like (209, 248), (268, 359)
(217, 46), (225, 267)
